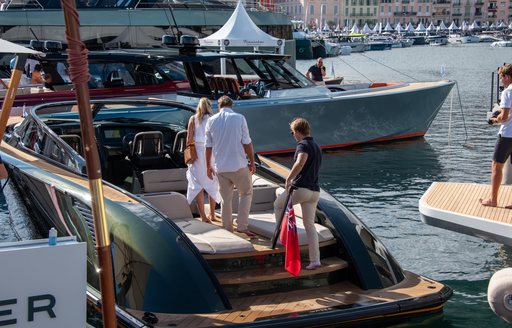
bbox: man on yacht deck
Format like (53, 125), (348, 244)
(205, 95), (256, 237)
(481, 64), (512, 208)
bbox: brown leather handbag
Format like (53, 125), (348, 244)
(184, 117), (198, 164)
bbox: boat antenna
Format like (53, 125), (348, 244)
(29, 27), (39, 41)
(165, 2), (182, 42)
(60, 0), (118, 326)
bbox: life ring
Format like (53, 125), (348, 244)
(298, 47), (305, 54)
(488, 268), (512, 323)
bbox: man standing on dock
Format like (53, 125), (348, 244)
(481, 64), (512, 208)
(306, 57), (326, 84)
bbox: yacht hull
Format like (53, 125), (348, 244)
(232, 80), (454, 154)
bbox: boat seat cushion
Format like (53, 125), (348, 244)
(232, 177), (279, 212)
(248, 211), (334, 246)
(139, 192), (254, 254)
(142, 168), (188, 193)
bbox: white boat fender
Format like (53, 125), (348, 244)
(488, 267), (512, 323)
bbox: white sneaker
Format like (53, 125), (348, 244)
(305, 261), (321, 270)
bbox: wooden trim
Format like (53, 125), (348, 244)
(217, 256), (348, 285)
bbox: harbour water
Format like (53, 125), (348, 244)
(0, 43), (511, 326)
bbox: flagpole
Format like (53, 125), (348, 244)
(271, 188), (295, 249)
(59, 0), (117, 326)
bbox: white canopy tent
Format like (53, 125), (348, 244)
(199, 1), (283, 52)
(395, 22), (403, 33)
(415, 22), (427, 33)
(372, 22), (382, 34)
(426, 22), (435, 32)
(351, 23), (360, 34)
(470, 21), (480, 30)
(384, 22), (394, 32)
(439, 21), (448, 30)
(406, 22), (415, 32)
(448, 22), (459, 31)
(362, 23), (372, 34)
(461, 21), (469, 31)
(199, 1), (284, 73)
(498, 21), (507, 29)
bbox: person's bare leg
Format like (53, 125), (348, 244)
(195, 190), (209, 222)
(480, 161), (504, 207)
(208, 195), (219, 222)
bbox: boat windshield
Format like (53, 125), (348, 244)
(156, 61), (187, 81)
(244, 58), (313, 88)
(34, 101), (193, 128)
(199, 56), (314, 88)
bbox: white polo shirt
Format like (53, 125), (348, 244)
(205, 107), (252, 173)
(499, 84), (512, 137)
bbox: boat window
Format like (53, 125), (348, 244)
(157, 61), (187, 81)
(41, 61), (71, 85)
(88, 62), (136, 88)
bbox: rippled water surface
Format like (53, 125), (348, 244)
(1, 43), (511, 327)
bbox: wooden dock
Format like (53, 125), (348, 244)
(419, 182), (512, 245)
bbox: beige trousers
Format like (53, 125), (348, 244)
(274, 187), (321, 262)
(217, 167), (253, 232)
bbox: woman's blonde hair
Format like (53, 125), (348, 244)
(196, 97), (213, 121)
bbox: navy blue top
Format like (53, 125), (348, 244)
(292, 137), (322, 191)
(307, 65), (324, 81)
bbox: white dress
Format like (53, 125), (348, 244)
(186, 115), (221, 204)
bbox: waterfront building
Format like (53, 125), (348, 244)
(277, 0), (512, 32)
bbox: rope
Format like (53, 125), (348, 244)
(1, 176), (9, 192)
(448, 86), (453, 146)
(455, 81), (470, 147)
(311, 40), (372, 82)
(358, 52), (419, 82)
(311, 39), (417, 82)
(61, 0), (89, 84)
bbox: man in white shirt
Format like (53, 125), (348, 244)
(205, 96), (256, 236)
(481, 64), (512, 208)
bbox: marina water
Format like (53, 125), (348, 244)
(0, 43), (511, 326)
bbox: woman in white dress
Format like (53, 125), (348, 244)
(186, 98), (221, 223)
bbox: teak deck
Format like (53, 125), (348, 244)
(420, 182), (512, 245)
(129, 271), (444, 327)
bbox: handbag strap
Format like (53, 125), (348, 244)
(187, 115), (195, 145)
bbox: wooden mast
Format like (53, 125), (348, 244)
(59, 0), (117, 326)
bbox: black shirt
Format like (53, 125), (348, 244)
(307, 65), (324, 82)
(292, 137), (322, 191)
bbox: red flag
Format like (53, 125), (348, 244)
(279, 196), (301, 276)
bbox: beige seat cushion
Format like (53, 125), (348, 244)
(248, 212), (334, 246)
(142, 168), (188, 193)
(139, 192), (254, 254)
